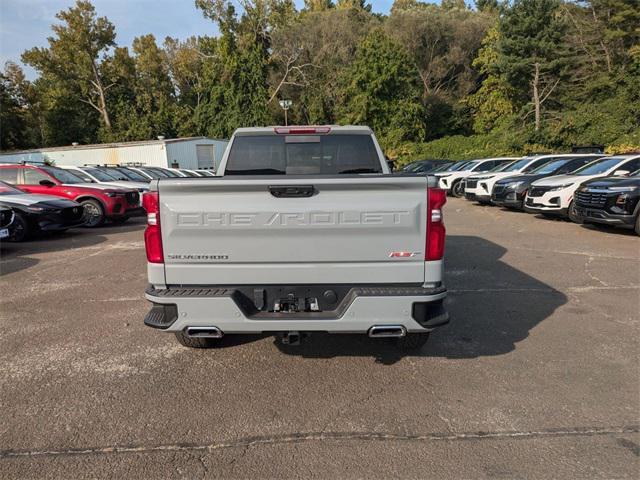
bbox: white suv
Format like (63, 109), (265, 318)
(435, 158), (517, 197)
(525, 155), (640, 219)
(465, 155), (594, 204)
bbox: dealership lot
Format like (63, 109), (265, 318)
(0, 198), (638, 479)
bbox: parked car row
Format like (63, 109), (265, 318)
(447, 154), (640, 235)
(0, 163), (216, 241)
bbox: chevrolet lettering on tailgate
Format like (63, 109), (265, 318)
(175, 210), (413, 228)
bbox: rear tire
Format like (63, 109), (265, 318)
(394, 332), (430, 351)
(568, 200), (582, 223)
(634, 214), (640, 236)
(80, 199), (105, 227)
(174, 331), (218, 348)
(8, 213), (29, 242)
(451, 180), (464, 198)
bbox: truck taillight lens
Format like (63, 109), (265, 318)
(143, 191), (164, 263)
(426, 188), (446, 261)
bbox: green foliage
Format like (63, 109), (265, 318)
(391, 130), (518, 165)
(464, 26), (515, 133)
(22, 0), (116, 133)
(304, 0), (334, 11)
(441, 0), (468, 10)
(194, 1), (271, 137)
(475, 0), (498, 12)
(0, 63), (30, 149)
(1, 0), (638, 159)
(338, 29), (426, 148)
(270, 7), (373, 125)
(335, 0), (371, 11)
(498, 0), (569, 128)
(384, 3), (492, 141)
(101, 35), (179, 141)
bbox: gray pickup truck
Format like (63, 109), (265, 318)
(143, 126), (449, 350)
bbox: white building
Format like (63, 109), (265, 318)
(0, 136), (229, 171)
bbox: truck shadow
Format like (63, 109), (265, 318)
(0, 219), (145, 277)
(0, 230), (105, 277)
(275, 235), (568, 364)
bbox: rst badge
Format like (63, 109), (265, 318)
(388, 251), (421, 258)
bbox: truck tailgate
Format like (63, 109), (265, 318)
(158, 176), (427, 285)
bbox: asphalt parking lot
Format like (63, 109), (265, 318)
(0, 198), (638, 479)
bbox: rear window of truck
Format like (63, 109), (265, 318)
(225, 134), (382, 175)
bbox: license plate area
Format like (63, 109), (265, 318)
(0, 228), (9, 239)
(234, 285), (353, 317)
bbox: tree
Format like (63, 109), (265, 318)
(563, 0), (640, 74)
(130, 34), (176, 138)
(195, 0), (271, 136)
(476, 0), (498, 12)
(22, 1), (116, 131)
(32, 76), (101, 146)
(498, 0), (569, 131)
(390, 0), (420, 13)
(442, 0), (467, 10)
(335, 0), (371, 11)
(304, 0), (334, 11)
(465, 26), (515, 133)
(339, 29), (426, 146)
(271, 7), (373, 124)
(163, 36), (213, 136)
(4, 0), (636, 155)
(1, 63), (29, 150)
(386, 4), (491, 101)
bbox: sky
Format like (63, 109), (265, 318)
(0, 0), (408, 79)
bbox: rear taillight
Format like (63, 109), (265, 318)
(426, 188), (446, 261)
(143, 191), (164, 263)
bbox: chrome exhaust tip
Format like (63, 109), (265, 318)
(185, 326), (224, 338)
(368, 325), (407, 338)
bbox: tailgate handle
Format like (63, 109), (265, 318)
(269, 185), (316, 198)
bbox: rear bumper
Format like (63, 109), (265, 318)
(144, 284), (448, 334)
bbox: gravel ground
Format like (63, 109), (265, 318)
(0, 198), (638, 479)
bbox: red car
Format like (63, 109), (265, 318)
(0, 164), (143, 227)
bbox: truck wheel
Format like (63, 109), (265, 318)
(174, 331), (217, 348)
(394, 332), (430, 351)
(451, 180), (464, 198)
(8, 213), (30, 242)
(634, 214), (640, 236)
(80, 199), (106, 227)
(568, 200), (582, 223)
